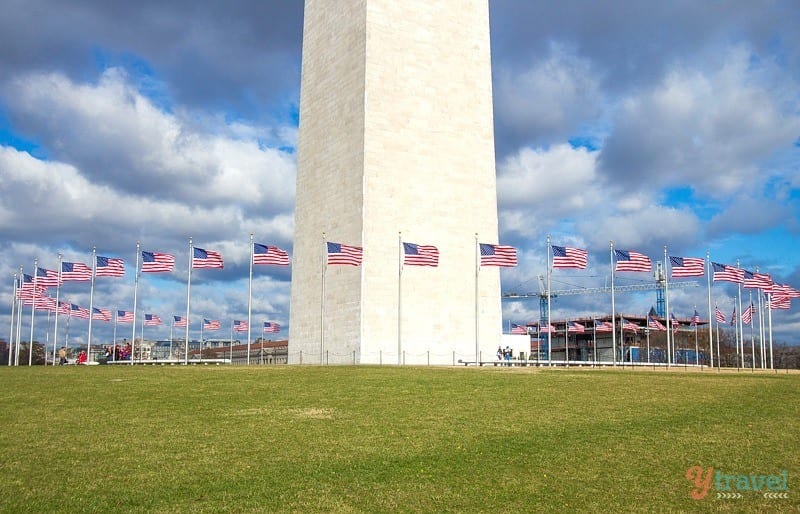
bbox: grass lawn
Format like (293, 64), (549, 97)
(0, 365), (797, 512)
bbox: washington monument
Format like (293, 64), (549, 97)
(289, 0), (503, 364)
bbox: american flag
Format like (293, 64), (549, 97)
(203, 319), (221, 330)
(594, 319), (614, 332)
(614, 250), (652, 272)
(233, 320), (249, 332)
(621, 318), (639, 332)
(253, 243), (290, 266)
(36, 267), (61, 287)
(741, 304), (754, 325)
(263, 321), (281, 333)
(769, 295), (791, 310)
(669, 256), (705, 278)
(326, 242), (363, 266)
(117, 310), (134, 323)
(92, 307), (112, 321)
(510, 323), (527, 335)
(712, 262), (744, 283)
(752, 273), (774, 292)
(61, 261), (92, 281)
(690, 309), (701, 326)
(144, 314), (163, 326)
(552, 245), (588, 269)
(730, 307), (737, 325)
(57, 301), (71, 315)
(34, 297), (57, 311)
(403, 242), (439, 267)
(193, 247), (224, 269)
(538, 322), (555, 333)
(479, 243), (518, 267)
(779, 284), (800, 299)
(16, 275), (46, 299)
(647, 310), (666, 330)
(96, 256), (125, 277)
(142, 251), (175, 273)
(567, 321), (585, 333)
(173, 315), (188, 327)
(70, 304), (90, 319)
(715, 307), (726, 323)
(670, 313), (679, 333)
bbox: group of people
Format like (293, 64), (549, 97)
(496, 345), (514, 364)
(57, 343), (134, 365)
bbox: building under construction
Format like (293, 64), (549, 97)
(525, 314), (709, 365)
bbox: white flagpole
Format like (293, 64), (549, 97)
(9, 273), (17, 366)
(169, 321), (173, 360)
(474, 233), (480, 364)
(52, 253), (63, 365)
(610, 240), (616, 366)
(546, 235), (552, 366)
(200, 320), (204, 359)
(564, 319), (569, 365)
(737, 260), (744, 368)
(230, 321), (234, 363)
(15, 266), (23, 365)
(715, 302), (721, 367)
(398, 232), (403, 365)
(140, 312), (145, 359)
(706, 251), (713, 367)
(694, 304), (699, 365)
(247, 234), (254, 365)
(29, 260), (39, 366)
(131, 242), (140, 366)
(592, 319), (597, 364)
(767, 294), (774, 369)
(664, 246), (671, 367)
(87, 246), (96, 362)
(185, 237), (193, 364)
(748, 293), (755, 369)
(112, 308), (118, 362)
(321, 232), (326, 365)
(733, 295), (740, 368)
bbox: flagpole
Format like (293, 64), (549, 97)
(321, 232), (326, 365)
(546, 235), (552, 366)
(564, 319), (569, 366)
(760, 292), (766, 369)
(706, 251), (713, 367)
(592, 319), (597, 365)
(398, 232), (403, 365)
(767, 293), (774, 369)
(475, 233), (480, 364)
(748, 293), (755, 370)
(200, 320), (204, 359)
(664, 246), (671, 367)
(694, 305), (699, 365)
(112, 308), (118, 362)
(610, 240), (616, 366)
(715, 302), (721, 367)
(185, 236), (193, 364)
(737, 260), (744, 368)
(131, 242), (140, 366)
(247, 234), (254, 365)
(9, 273), (17, 366)
(15, 266), (23, 365)
(29, 260), (39, 366)
(87, 246), (97, 362)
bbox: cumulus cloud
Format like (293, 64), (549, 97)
(599, 48), (800, 198)
(494, 43), (603, 153)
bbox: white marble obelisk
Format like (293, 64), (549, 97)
(289, 0), (502, 364)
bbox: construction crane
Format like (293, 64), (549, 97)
(502, 262), (700, 323)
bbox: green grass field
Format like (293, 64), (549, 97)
(0, 365), (797, 512)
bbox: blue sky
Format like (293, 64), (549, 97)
(0, 1), (798, 348)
